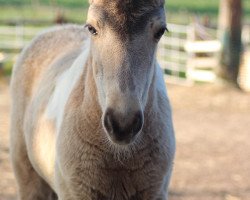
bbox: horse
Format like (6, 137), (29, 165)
(10, 0), (175, 199)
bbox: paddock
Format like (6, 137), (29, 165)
(1, 80), (250, 200)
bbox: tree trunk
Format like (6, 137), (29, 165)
(218, 0), (242, 84)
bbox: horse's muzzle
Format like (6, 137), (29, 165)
(103, 108), (143, 145)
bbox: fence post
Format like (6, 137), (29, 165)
(186, 23), (196, 84)
(15, 24), (24, 48)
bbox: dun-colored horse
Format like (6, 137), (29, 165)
(10, 0), (175, 199)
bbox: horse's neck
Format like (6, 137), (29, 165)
(80, 55), (102, 121)
(144, 62), (160, 108)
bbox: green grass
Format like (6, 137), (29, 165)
(0, 0), (250, 24)
(0, 0), (88, 7)
(0, 5), (88, 24)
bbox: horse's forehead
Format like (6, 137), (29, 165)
(89, 0), (165, 38)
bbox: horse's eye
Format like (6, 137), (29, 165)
(85, 24), (98, 36)
(154, 27), (167, 40)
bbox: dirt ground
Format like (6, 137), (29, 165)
(0, 79), (250, 200)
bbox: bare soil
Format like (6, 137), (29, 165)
(0, 80), (250, 200)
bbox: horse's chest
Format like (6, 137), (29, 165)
(57, 114), (167, 199)
(68, 149), (162, 200)
(73, 165), (153, 199)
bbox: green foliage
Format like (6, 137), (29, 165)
(167, 0), (219, 13)
(2, 60), (13, 76)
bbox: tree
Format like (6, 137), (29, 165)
(218, 0), (242, 84)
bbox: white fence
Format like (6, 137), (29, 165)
(1, 24), (250, 84)
(158, 23), (221, 84)
(0, 25), (45, 62)
(158, 23), (190, 84)
(242, 25), (250, 47)
(0, 26), (45, 49)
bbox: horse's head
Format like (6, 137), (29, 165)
(86, 0), (166, 145)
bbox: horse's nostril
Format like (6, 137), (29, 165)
(103, 108), (115, 134)
(103, 108), (144, 144)
(132, 111), (143, 134)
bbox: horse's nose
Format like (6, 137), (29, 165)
(103, 108), (143, 144)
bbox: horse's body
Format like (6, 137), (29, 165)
(10, 1), (175, 200)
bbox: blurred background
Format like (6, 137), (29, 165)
(0, 0), (250, 200)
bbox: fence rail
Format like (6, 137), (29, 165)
(0, 25), (45, 50)
(1, 24), (250, 84)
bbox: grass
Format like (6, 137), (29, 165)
(0, 5), (88, 24)
(0, 0), (88, 8)
(0, 0), (249, 24)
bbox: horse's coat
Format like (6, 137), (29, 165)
(46, 40), (90, 132)
(10, 1), (175, 199)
